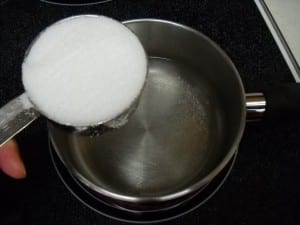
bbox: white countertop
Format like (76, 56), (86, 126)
(255, 0), (300, 81)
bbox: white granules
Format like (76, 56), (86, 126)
(22, 15), (147, 127)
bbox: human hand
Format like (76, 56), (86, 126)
(0, 140), (26, 179)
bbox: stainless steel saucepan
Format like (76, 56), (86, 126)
(48, 19), (300, 212)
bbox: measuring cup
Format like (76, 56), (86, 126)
(0, 15), (147, 147)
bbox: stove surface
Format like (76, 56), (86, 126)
(0, 1), (299, 225)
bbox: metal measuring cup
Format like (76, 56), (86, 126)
(0, 15), (147, 147)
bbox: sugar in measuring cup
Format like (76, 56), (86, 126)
(0, 15), (148, 147)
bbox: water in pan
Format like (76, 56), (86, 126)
(68, 57), (225, 197)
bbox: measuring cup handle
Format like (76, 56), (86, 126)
(0, 93), (40, 148)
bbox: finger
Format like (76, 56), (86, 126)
(0, 140), (26, 179)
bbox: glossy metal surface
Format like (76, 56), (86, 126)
(246, 93), (266, 120)
(50, 144), (237, 223)
(0, 94), (40, 147)
(49, 19), (246, 204)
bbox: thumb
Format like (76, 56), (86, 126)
(0, 140), (26, 179)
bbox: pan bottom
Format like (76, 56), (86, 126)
(50, 142), (236, 223)
(63, 57), (226, 198)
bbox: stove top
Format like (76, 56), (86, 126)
(0, 1), (299, 225)
(40, 0), (113, 6)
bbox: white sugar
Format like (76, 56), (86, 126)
(22, 15), (147, 127)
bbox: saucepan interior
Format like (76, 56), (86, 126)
(48, 19), (245, 204)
